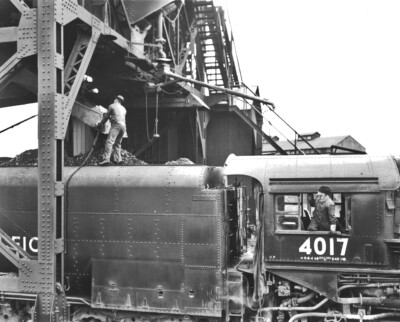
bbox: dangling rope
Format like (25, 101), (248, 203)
(145, 87), (161, 141)
(145, 91), (152, 141)
(154, 87), (160, 138)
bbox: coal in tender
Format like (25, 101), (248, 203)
(0, 149), (38, 166)
(165, 158), (194, 165)
(0, 148), (147, 167)
(65, 148), (147, 166)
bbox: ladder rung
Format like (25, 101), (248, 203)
(196, 20), (216, 25)
(194, 1), (214, 6)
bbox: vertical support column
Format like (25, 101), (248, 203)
(36, 0), (65, 320)
(196, 108), (209, 164)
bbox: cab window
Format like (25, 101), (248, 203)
(275, 194), (301, 230)
(274, 193), (351, 233)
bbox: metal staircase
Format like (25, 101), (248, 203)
(192, 0), (239, 91)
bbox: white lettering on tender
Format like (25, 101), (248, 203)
(12, 236), (38, 253)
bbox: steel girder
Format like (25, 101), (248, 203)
(0, 0), (157, 320)
(0, 3), (36, 88)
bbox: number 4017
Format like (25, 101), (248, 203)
(299, 237), (349, 256)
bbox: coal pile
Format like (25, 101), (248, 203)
(165, 158), (194, 165)
(65, 148), (147, 166)
(0, 149), (38, 166)
(0, 148), (147, 167)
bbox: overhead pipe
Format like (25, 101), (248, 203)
(162, 69), (276, 108)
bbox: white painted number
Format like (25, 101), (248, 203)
(314, 237), (326, 255)
(337, 238), (349, 256)
(330, 238), (334, 255)
(299, 237), (348, 257)
(299, 237), (312, 255)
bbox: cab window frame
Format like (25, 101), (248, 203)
(273, 192), (351, 235)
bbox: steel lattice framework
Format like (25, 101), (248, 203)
(0, 0), (270, 319)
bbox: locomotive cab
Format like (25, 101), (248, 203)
(224, 154), (400, 322)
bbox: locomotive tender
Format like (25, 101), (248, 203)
(1, 154), (400, 322)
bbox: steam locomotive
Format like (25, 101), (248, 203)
(1, 154), (400, 322)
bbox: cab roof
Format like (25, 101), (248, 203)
(224, 154), (400, 192)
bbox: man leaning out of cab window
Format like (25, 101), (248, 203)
(307, 186), (337, 233)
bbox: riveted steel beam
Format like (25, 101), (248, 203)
(36, 0), (65, 319)
(17, 8), (37, 58)
(55, 0), (80, 26)
(0, 6), (36, 94)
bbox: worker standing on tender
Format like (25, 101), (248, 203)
(97, 95), (127, 166)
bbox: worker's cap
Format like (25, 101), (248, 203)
(317, 185), (331, 195)
(116, 95), (125, 104)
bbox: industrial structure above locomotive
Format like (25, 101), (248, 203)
(1, 0), (400, 322)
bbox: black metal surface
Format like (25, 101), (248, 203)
(65, 166), (225, 316)
(270, 270), (338, 299)
(0, 165), (225, 317)
(91, 259), (222, 316)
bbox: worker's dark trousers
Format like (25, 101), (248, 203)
(103, 123), (126, 163)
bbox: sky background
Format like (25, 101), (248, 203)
(1, 1), (400, 157)
(226, 0), (400, 155)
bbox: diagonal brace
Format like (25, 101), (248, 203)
(0, 27), (18, 43)
(10, 0), (29, 13)
(0, 227), (34, 268)
(61, 30), (100, 139)
(230, 105), (287, 155)
(0, 53), (20, 85)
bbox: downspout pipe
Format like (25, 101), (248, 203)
(156, 11), (166, 58)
